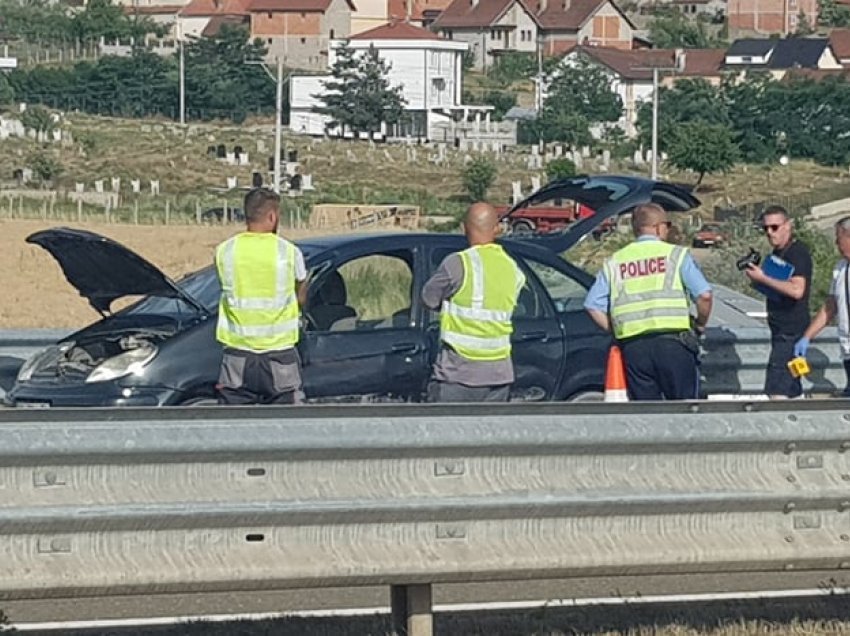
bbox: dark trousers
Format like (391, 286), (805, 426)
(619, 332), (700, 401)
(217, 347), (304, 405)
(765, 334), (802, 398)
(427, 381), (510, 403)
(844, 359), (850, 397)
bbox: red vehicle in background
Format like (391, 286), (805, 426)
(496, 199), (615, 239)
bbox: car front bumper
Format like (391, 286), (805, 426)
(5, 382), (183, 408)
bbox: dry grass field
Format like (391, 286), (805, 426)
(0, 219), (322, 328)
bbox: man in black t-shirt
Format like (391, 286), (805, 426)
(744, 205), (812, 398)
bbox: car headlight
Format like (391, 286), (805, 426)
(17, 343), (71, 383)
(86, 344), (158, 384)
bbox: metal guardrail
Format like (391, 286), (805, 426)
(0, 327), (844, 398)
(3, 401), (850, 635)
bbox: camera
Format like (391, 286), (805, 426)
(736, 248), (761, 271)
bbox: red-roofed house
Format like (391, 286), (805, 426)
(433, 0), (635, 70)
(248, 0), (354, 70)
(727, 0), (817, 36)
(178, 0), (252, 38)
(290, 22), (515, 143)
(553, 45), (724, 136)
(830, 28), (850, 67)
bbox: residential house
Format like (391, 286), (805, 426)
(670, 0), (725, 22)
(178, 0), (251, 38)
(550, 45), (724, 136)
(727, 0), (817, 36)
(351, 0), (454, 36)
(248, 0), (354, 70)
(289, 22), (513, 142)
(433, 0), (636, 71)
(830, 28), (850, 67)
(723, 37), (842, 79)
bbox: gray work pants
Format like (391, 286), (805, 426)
(427, 381), (510, 403)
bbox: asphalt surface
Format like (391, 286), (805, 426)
(6, 571), (850, 627)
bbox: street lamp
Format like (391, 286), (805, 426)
(634, 50), (685, 180)
(247, 57), (286, 194)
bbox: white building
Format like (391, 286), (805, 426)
(289, 21), (514, 143)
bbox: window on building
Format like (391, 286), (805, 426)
(330, 29), (335, 38)
(301, 11), (306, 17)
(267, 38), (273, 44)
(267, 11), (272, 17)
(301, 37), (306, 43)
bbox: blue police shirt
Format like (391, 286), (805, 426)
(583, 235), (711, 313)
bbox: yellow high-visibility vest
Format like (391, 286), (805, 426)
(605, 240), (690, 340)
(440, 244), (525, 361)
(215, 232), (300, 352)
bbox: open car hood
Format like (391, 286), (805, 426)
(502, 175), (701, 252)
(27, 227), (209, 316)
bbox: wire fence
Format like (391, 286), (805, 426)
(716, 181), (850, 221)
(0, 192), (312, 229)
(3, 39), (100, 69)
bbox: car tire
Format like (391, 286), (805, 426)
(566, 389), (605, 402)
(511, 220), (535, 235)
(179, 396), (219, 407)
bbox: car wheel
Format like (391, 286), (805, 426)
(179, 396), (218, 407)
(511, 220), (535, 235)
(566, 390), (605, 402)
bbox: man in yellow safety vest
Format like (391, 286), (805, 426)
(422, 202), (526, 402)
(214, 188), (309, 405)
(584, 203), (713, 400)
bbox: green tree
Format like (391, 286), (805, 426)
(536, 57), (622, 146)
(647, 9), (718, 48)
(636, 78), (729, 152)
(818, 0), (850, 26)
(666, 121), (739, 187)
(28, 151), (63, 187)
(70, 0), (163, 44)
(487, 51), (536, 85)
(794, 9), (815, 34)
(721, 72), (781, 163)
(0, 74), (14, 110)
(314, 41), (406, 136)
(545, 158), (577, 181)
(184, 24), (275, 121)
(462, 156), (497, 201)
(21, 105), (54, 136)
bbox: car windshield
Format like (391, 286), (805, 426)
(121, 267), (220, 317)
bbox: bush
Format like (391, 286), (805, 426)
(21, 105), (54, 135)
(462, 157), (497, 202)
(545, 158), (577, 182)
(28, 151), (63, 187)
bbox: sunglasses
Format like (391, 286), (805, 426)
(762, 223), (785, 233)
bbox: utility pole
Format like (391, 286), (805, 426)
(635, 51), (685, 181)
(246, 56), (286, 194)
(651, 67), (658, 180)
(273, 56), (283, 194)
(179, 37), (185, 125)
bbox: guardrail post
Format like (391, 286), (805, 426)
(390, 584), (433, 636)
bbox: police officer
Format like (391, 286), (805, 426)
(422, 202), (526, 402)
(214, 188), (309, 405)
(584, 203), (713, 400)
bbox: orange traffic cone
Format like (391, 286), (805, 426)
(604, 345), (629, 402)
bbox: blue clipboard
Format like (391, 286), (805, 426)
(754, 254), (794, 300)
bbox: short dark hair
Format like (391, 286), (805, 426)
(760, 205), (789, 223)
(244, 188), (280, 223)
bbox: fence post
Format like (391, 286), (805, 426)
(165, 200), (170, 225)
(195, 200), (201, 224)
(18, 196), (23, 218)
(77, 199), (82, 223)
(6, 195), (12, 219)
(105, 200), (111, 224)
(134, 200), (139, 225)
(223, 200), (228, 225)
(390, 584), (433, 636)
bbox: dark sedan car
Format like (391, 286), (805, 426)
(6, 176), (699, 407)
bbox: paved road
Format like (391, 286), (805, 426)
(6, 570), (850, 627)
